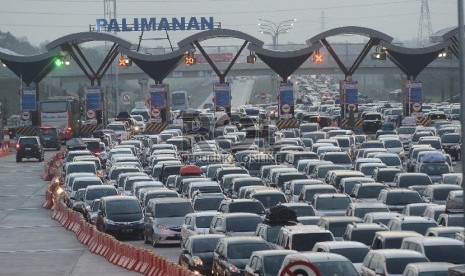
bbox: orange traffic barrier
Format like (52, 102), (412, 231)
(0, 141), (10, 158)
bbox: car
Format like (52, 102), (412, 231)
(350, 183), (389, 203)
(178, 234), (224, 275)
(279, 252), (359, 276)
(387, 215), (438, 235)
(244, 249), (297, 276)
(298, 184), (338, 203)
(217, 199), (266, 216)
(377, 188), (423, 213)
(96, 195), (144, 239)
(401, 236), (465, 264)
(180, 211), (218, 244)
(312, 193), (352, 217)
(361, 249), (429, 276)
(437, 213), (464, 227)
(15, 136), (44, 162)
(209, 212), (263, 236)
(317, 216), (363, 241)
(422, 184), (462, 204)
(82, 185), (118, 206)
(248, 189), (287, 211)
(312, 241), (370, 273)
(346, 202), (390, 219)
(372, 167), (403, 187)
(402, 262), (456, 276)
(85, 198), (101, 224)
(394, 173), (433, 189)
(37, 127), (61, 150)
(343, 222), (389, 246)
(371, 231), (423, 249)
(441, 133), (461, 160)
(212, 236), (271, 276)
(192, 192), (226, 212)
(275, 225), (335, 252)
(363, 211), (401, 225)
(425, 226), (465, 238)
(143, 197), (194, 246)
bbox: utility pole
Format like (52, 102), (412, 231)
(417, 0), (433, 46)
(320, 11), (326, 33)
(103, 0), (118, 121)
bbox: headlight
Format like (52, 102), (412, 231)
(135, 126), (140, 131)
(56, 187), (64, 195)
(138, 218), (144, 224)
(156, 224), (168, 230)
(192, 256), (203, 266)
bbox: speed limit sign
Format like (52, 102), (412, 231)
(279, 261), (321, 276)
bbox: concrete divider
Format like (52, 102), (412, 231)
(49, 200), (196, 275)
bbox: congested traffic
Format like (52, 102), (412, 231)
(35, 75), (465, 276)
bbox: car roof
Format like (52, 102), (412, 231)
(374, 230), (423, 238)
(349, 223), (387, 230)
(283, 225), (330, 233)
(405, 262), (455, 272)
(217, 212), (262, 218)
(220, 236), (267, 244)
(186, 211), (219, 217)
(393, 215), (437, 223)
(102, 195), (137, 202)
(372, 249), (428, 259)
(403, 236), (463, 246)
(285, 252), (350, 262)
(149, 197), (190, 204)
(315, 241), (369, 250)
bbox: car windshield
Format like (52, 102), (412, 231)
(398, 127), (416, 135)
(290, 206), (315, 217)
(441, 134), (460, 143)
(195, 215), (214, 228)
(434, 188), (461, 200)
(106, 200), (141, 215)
(154, 203), (193, 218)
(192, 238), (221, 253)
(227, 242), (269, 259)
(86, 188), (117, 201)
(376, 171), (398, 182)
(313, 260), (359, 276)
(357, 186), (385, 198)
(323, 154), (351, 164)
(266, 226), (281, 243)
(379, 156), (401, 166)
(229, 202), (265, 215)
(316, 197), (351, 210)
(399, 175), (432, 187)
(420, 164), (450, 176)
(193, 197), (224, 211)
(330, 248), (369, 263)
(384, 140), (402, 148)
(253, 194), (286, 209)
(386, 258), (429, 274)
(424, 245), (464, 263)
(73, 180), (101, 191)
(107, 124), (126, 131)
(226, 217), (262, 232)
(20, 138), (38, 146)
(292, 233), (334, 251)
(263, 255), (289, 275)
(386, 192), (422, 204)
(350, 229), (378, 245)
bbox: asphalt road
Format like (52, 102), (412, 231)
(1, 144), (463, 273)
(0, 150), (136, 276)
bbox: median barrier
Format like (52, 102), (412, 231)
(49, 201), (198, 275)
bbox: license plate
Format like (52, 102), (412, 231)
(25, 148), (31, 150)
(121, 229), (133, 233)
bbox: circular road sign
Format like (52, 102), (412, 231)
(412, 102), (421, 112)
(122, 93), (130, 102)
(86, 110), (96, 119)
(21, 111), (30, 121)
(282, 104), (290, 113)
(151, 108), (160, 118)
(279, 260), (321, 276)
(348, 103), (356, 110)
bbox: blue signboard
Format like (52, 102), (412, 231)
(149, 84), (167, 108)
(343, 81), (358, 104)
(214, 83), (231, 108)
(85, 86), (101, 110)
(279, 82), (294, 106)
(21, 87), (36, 111)
(409, 81), (422, 103)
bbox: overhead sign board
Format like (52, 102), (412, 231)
(96, 16), (215, 32)
(149, 84), (168, 108)
(21, 87), (36, 111)
(342, 80), (358, 113)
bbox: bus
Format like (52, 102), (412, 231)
(39, 96), (81, 140)
(171, 91), (189, 111)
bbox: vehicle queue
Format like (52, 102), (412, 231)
(25, 84), (465, 276)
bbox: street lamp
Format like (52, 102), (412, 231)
(258, 19), (296, 50)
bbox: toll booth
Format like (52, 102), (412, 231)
(149, 84), (169, 123)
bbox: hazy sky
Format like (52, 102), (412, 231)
(0, 0), (460, 48)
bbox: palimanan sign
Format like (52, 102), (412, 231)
(96, 16), (215, 32)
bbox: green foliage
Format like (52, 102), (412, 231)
(0, 30), (38, 55)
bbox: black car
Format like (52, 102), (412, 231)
(96, 196), (144, 239)
(212, 236), (271, 276)
(37, 127), (61, 150)
(441, 133), (461, 161)
(15, 136), (44, 162)
(362, 112), (382, 134)
(178, 234), (224, 275)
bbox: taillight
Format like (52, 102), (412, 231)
(15, 143), (19, 150)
